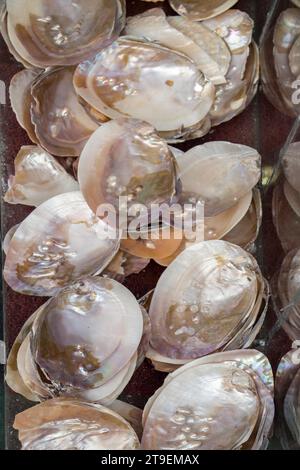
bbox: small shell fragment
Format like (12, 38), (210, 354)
(4, 146), (79, 207)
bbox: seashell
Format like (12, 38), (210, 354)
(168, 0), (239, 22)
(5, 0), (126, 68)
(284, 180), (300, 218)
(291, 0), (300, 7)
(276, 349), (300, 449)
(14, 398), (140, 450)
(9, 68), (40, 143)
(30, 67), (98, 157)
(148, 240), (267, 362)
(4, 192), (120, 296)
(282, 142), (300, 194)
(125, 8), (228, 85)
(78, 118), (178, 226)
(109, 400), (143, 440)
(223, 188), (262, 251)
(4, 145), (79, 207)
(73, 37), (215, 139)
(272, 182), (300, 253)
(275, 247), (300, 340)
(2, 224), (19, 256)
(6, 277), (144, 404)
(142, 350), (274, 450)
(176, 141), (261, 217)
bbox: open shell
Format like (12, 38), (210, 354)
(6, 0), (126, 68)
(142, 350), (274, 450)
(4, 192), (120, 296)
(148, 240), (267, 362)
(6, 277), (144, 404)
(276, 349), (300, 449)
(14, 398), (140, 450)
(78, 118), (177, 226)
(74, 37), (215, 139)
(168, 1), (239, 22)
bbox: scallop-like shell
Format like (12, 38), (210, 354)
(6, 277), (144, 404)
(74, 38), (215, 138)
(14, 398), (140, 450)
(176, 141), (261, 217)
(4, 192), (120, 296)
(30, 67), (98, 157)
(168, 0), (239, 22)
(6, 0), (126, 68)
(78, 118), (178, 225)
(4, 146), (79, 207)
(142, 350), (274, 450)
(149, 240), (265, 360)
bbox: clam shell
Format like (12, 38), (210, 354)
(284, 179), (300, 218)
(103, 250), (150, 281)
(14, 398), (140, 450)
(78, 118), (177, 223)
(74, 38), (215, 136)
(6, 0), (126, 68)
(4, 146), (79, 207)
(2, 224), (19, 255)
(176, 141), (261, 217)
(272, 182), (300, 253)
(4, 192), (120, 296)
(9, 68), (40, 143)
(30, 67), (98, 157)
(126, 8), (227, 85)
(149, 240), (262, 360)
(168, 0), (239, 22)
(142, 350), (274, 450)
(282, 142), (300, 194)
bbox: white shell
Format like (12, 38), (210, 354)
(4, 192), (120, 296)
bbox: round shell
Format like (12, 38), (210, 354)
(168, 1), (239, 22)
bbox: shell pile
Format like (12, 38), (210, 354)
(1, 0), (277, 452)
(276, 349), (300, 449)
(261, 7), (300, 116)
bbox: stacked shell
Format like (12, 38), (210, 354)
(275, 349), (300, 449)
(142, 350), (274, 450)
(145, 240), (269, 372)
(273, 142), (300, 253)
(261, 8), (300, 116)
(6, 277), (148, 405)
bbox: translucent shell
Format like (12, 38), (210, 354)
(142, 350), (274, 450)
(125, 8), (229, 85)
(4, 192), (120, 296)
(273, 8), (300, 114)
(272, 182), (300, 253)
(276, 350), (300, 448)
(168, 0), (239, 22)
(4, 146), (79, 206)
(103, 250), (150, 281)
(30, 67), (98, 157)
(9, 69), (40, 143)
(6, 0), (126, 67)
(282, 142), (300, 194)
(176, 141), (261, 217)
(74, 38), (215, 136)
(78, 118), (177, 223)
(148, 240), (265, 360)
(6, 277), (144, 404)
(14, 398), (140, 450)
(276, 248), (300, 340)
